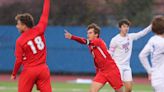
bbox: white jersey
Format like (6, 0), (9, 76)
(109, 25), (151, 66)
(139, 35), (164, 75)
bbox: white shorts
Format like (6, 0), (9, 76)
(153, 85), (164, 92)
(118, 65), (133, 82)
(151, 71), (164, 92)
(151, 79), (164, 92)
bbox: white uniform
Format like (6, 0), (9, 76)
(109, 25), (151, 81)
(139, 35), (164, 92)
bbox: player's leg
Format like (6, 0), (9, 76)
(18, 69), (36, 92)
(115, 88), (123, 92)
(89, 81), (104, 92)
(124, 81), (132, 92)
(115, 67), (123, 92)
(106, 69), (123, 92)
(90, 72), (107, 92)
(36, 65), (52, 92)
(123, 68), (133, 92)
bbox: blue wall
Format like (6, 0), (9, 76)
(0, 26), (153, 74)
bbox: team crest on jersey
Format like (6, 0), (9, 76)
(122, 42), (130, 53)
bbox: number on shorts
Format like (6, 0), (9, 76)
(27, 36), (45, 54)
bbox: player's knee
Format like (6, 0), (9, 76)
(125, 84), (132, 92)
(89, 90), (98, 92)
(125, 87), (132, 92)
(115, 87), (123, 92)
(89, 88), (99, 92)
(125, 90), (132, 92)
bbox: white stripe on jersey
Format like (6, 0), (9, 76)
(97, 47), (106, 58)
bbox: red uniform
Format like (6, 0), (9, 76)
(12, 0), (51, 92)
(71, 36), (123, 90)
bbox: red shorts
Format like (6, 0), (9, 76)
(93, 70), (123, 90)
(18, 64), (52, 92)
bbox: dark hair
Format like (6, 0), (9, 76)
(87, 23), (101, 37)
(118, 19), (131, 28)
(15, 13), (34, 28)
(152, 15), (164, 35)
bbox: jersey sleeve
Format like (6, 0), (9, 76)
(35, 0), (50, 34)
(71, 35), (87, 44)
(139, 39), (152, 74)
(71, 35), (100, 46)
(129, 25), (152, 40)
(108, 38), (117, 56)
(12, 41), (23, 76)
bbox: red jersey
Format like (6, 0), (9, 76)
(71, 36), (119, 73)
(12, 0), (50, 76)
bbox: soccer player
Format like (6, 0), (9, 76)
(139, 15), (164, 92)
(109, 19), (151, 92)
(11, 0), (52, 92)
(65, 23), (123, 92)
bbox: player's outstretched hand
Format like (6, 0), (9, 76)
(11, 75), (16, 80)
(64, 30), (72, 39)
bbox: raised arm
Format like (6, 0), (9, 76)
(139, 40), (152, 75)
(65, 30), (87, 44)
(11, 41), (23, 79)
(36, 0), (50, 34)
(129, 25), (152, 40)
(64, 30), (101, 46)
(71, 35), (88, 44)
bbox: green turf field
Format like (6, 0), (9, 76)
(0, 82), (152, 92)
